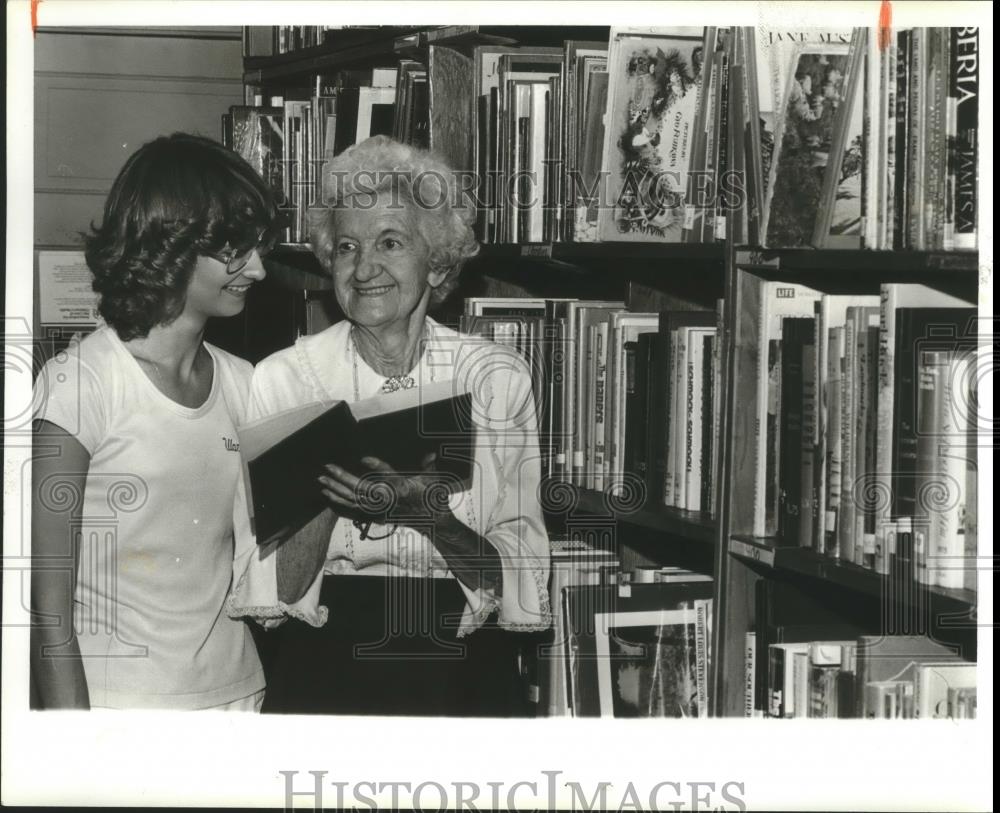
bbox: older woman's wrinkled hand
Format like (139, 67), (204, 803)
(318, 454), (453, 527)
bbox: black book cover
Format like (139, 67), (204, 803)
(701, 333), (715, 514)
(242, 387), (475, 545)
(778, 318), (814, 545)
(332, 87), (361, 157)
(409, 78), (430, 149)
(369, 101), (395, 139)
(623, 337), (651, 484)
(475, 93), (491, 239)
(644, 332), (671, 502)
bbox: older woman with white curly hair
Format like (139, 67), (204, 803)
(229, 135), (552, 716)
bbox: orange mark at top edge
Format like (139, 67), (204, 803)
(878, 0), (892, 52)
(31, 0), (41, 36)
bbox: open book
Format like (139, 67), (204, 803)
(238, 380), (476, 545)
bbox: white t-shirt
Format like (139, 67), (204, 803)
(34, 326), (264, 709)
(228, 317), (552, 637)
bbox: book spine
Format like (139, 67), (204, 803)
(745, 631), (757, 718)
(860, 28), (873, 248)
(683, 27), (716, 241)
(963, 421), (978, 593)
(951, 27), (978, 249)
(574, 312), (589, 486)
(923, 29), (946, 252)
(862, 321), (880, 569)
(592, 321), (609, 491)
(712, 44), (731, 242)
(695, 599), (710, 718)
(565, 307), (579, 484)
(710, 302), (725, 517)
(799, 332), (817, 549)
(673, 329), (691, 508)
(883, 33), (898, 249)
(752, 293), (766, 534)
(701, 333), (715, 515)
(914, 353), (942, 586)
(891, 312), (975, 550)
(893, 30), (910, 249)
(647, 333), (670, 502)
(809, 664), (840, 718)
(906, 29), (924, 249)
(547, 315), (565, 480)
(767, 646), (785, 718)
(581, 322), (595, 487)
(604, 320), (621, 483)
(685, 333), (704, 512)
(854, 321), (875, 567)
(622, 340), (640, 485)
(634, 333), (653, 488)
(812, 307), (828, 551)
(825, 326), (845, 556)
(874, 289), (896, 557)
(662, 332), (678, 506)
(792, 650), (809, 718)
(777, 323), (802, 545)
(836, 643), (857, 718)
(688, 44), (719, 242)
(838, 312), (858, 563)
(765, 337), (782, 536)
(933, 353), (971, 590)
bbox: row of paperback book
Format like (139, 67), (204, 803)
(543, 535), (713, 717)
(233, 24), (977, 249)
(746, 632), (977, 719)
(460, 297), (723, 515)
(746, 279), (977, 591)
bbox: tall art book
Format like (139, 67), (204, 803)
(238, 381), (476, 545)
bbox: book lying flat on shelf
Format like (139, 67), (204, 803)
(238, 381), (475, 546)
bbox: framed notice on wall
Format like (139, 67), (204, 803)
(37, 250), (100, 329)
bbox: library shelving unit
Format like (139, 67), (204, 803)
(712, 246), (979, 716)
(233, 24), (980, 718)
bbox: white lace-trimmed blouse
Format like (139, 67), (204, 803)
(228, 317), (552, 637)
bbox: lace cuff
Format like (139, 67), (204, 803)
(499, 565), (553, 632)
(453, 562), (552, 637)
(228, 539), (328, 629)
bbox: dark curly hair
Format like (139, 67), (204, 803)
(84, 132), (279, 340)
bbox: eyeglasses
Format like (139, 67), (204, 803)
(214, 228), (271, 275)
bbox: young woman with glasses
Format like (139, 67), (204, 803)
(31, 133), (279, 710)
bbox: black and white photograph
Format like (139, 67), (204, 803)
(3, 1), (993, 810)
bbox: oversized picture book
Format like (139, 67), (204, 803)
(238, 381), (476, 545)
(562, 580), (713, 717)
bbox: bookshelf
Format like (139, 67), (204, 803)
(231, 24), (982, 720)
(712, 243), (979, 716)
